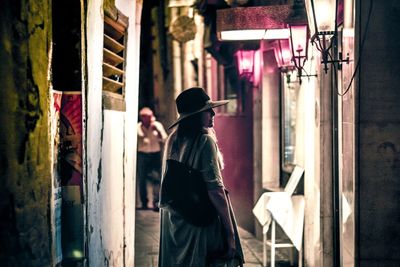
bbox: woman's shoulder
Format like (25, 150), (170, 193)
(199, 132), (215, 142)
(198, 133), (218, 151)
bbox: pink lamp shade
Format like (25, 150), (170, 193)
(274, 39), (294, 69)
(236, 50), (255, 78)
(289, 24), (309, 69)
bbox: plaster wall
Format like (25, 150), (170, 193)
(339, 9), (356, 266)
(115, 0), (142, 264)
(98, 111), (125, 266)
(86, 0), (105, 264)
(301, 47), (334, 267)
(301, 68), (318, 267)
(316, 69), (334, 267)
(86, 0), (141, 265)
(0, 0), (52, 265)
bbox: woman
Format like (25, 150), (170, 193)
(158, 87), (244, 267)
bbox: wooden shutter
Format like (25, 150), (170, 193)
(102, 8), (128, 111)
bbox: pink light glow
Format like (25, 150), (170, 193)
(253, 49), (261, 86)
(236, 50), (255, 77)
(220, 29), (290, 41)
(274, 39), (293, 68)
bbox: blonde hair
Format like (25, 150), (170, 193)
(206, 128), (225, 170)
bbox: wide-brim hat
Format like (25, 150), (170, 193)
(169, 87), (229, 129)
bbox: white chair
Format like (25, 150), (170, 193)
(262, 165), (304, 267)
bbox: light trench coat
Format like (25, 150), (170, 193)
(158, 131), (244, 267)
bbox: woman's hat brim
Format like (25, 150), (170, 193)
(168, 100), (229, 129)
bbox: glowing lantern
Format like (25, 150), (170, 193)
(274, 39), (294, 70)
(236, 50), (255, 80)
(289, 24), (309, 81)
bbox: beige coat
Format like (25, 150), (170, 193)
(158, 131), (244, 267)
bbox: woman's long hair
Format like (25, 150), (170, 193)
(174, 112), (225, 169)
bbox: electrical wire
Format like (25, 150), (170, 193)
(336, 0), (373, 96)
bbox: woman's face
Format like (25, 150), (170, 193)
(201, 108), (215, 128)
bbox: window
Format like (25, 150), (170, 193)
(281, 72), (299, 172)
(217, 64), (246, 114)
(102, 8), (128, 111)
(279, 71), (305, 194)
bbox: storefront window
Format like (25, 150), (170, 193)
(281, 72), (299, 171)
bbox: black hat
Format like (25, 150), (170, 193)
(169, 87), (229, 129)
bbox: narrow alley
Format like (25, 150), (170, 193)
(2, 0), (400, 266)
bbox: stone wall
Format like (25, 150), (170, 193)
(0, 0), (52, 266)
(357, 0), (400, 265)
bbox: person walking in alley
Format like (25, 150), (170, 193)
(158, 87), (244, 267)
(137, 107), (167, 211)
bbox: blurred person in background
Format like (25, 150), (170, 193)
(137, 107), (167, 211)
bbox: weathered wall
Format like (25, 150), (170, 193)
(339, 2), (356, 265)
(86, 0), (141, 266)
(298, 47), (331, 267)
(0, 0), (52, 266)
(356, 0), (400, 265)
(316, 66), (334, 267)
